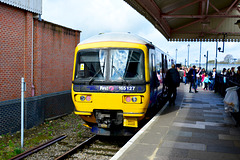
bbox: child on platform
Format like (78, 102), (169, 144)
(203, 74), (211, 90)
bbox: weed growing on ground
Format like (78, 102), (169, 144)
(77, 131), (82, 138)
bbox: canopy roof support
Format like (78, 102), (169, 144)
(125, 0), (240, 42)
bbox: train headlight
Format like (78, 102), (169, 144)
(75, 95), (92, 103)
(86, 96), (91, 101)
(126, 96), (131, 102)
(123, 96), (142, 104)
(132, 97), (137, 102)
(80, 96), (85, 101)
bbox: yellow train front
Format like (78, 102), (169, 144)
(71, 33), (171, 136)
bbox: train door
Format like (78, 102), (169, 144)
(149, 49), (159, 90)
(162, 55), (168, 97)
(155, 50), (163, 90)
(164, 55), (168, 74)
(148, 49), (159, 110)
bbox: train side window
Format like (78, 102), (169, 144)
(156, 52), (163, 84)
(151, 54), (156, 71)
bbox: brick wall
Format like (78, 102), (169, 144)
(0, 3), (29, 101)
(0, 2), (80, 134)
(0, 2), (80, 101)
(33, 20), (80, 96)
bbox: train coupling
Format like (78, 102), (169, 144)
(95, 110), (123, 128)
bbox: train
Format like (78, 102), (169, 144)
(71, 32), (175, 136)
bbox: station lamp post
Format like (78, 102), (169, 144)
(199, 42), (202, 68)
(204, 51), (209, 72)
(187, 44), (190, 67)
(175, 49), (178, 64)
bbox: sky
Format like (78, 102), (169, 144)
(41, 0), (239, 65)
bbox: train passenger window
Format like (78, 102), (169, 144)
(75, 49), (107, 80)
(110, 49), (144, 81)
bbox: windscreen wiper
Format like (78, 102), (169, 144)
(88, 69), (101, 84)
(112, 65), (131, 85)
(88, 58), (105, 85)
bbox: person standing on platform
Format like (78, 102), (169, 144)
(237, 66), (240, 75)
(188, 65), (198, 93)
(209, 67), (217, 91)
(183, 68), (188, 84)
(165, 64), (180, 106)
(237, 66), (240, 79)
(230, 67), (236, 76)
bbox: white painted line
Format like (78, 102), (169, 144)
(196, 121), (225, 127)
(110, 103), (169, 160)
(162, 141), (206, 151)
(173, 122), (205, 129)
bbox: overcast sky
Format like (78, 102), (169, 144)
(41, 0), (239, 65)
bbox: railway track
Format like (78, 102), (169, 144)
(10, 134), (129, 160)
(56, 135), (129, 160)
(10, 135), (67, 160)
(55, 135), (97, 160)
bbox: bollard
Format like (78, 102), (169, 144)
(21, 78), (26, 148)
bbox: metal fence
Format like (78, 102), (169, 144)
(215, 74), (240, 126)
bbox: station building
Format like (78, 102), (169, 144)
(0, 0), (81, 134)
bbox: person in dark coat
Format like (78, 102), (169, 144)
(208, 67), (217, 91)
(165, 64), (180, 105)
(188, 65), (198, 93)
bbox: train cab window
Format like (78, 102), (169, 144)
(75, 49), (107, 80)
(109, 49), (144, 81)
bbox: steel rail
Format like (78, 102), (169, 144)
(10, 135), (67, 160)
(55, 135), (97, 160)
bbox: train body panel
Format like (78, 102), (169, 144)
(73, 85), (150, 118)
(71, 33), (173, 136)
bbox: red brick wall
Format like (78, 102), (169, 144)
(0, 2), (80, 101)
(33, 20), (80, 95)
(0, 3), (31, 101)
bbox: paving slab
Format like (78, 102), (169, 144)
(111, 84), (240, 160)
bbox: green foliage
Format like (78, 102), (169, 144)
(8, 140), (14, 148)
(13, 147), (24, 155)
(48, 131), (53, 136)
(77, 131), (82, 137)
(208, 60), (215, 64)
(38, 132), (43, 135)
(48, 126), (53, 130)
(64, 122), (69, 127)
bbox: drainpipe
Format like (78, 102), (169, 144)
(31, 17), (35, 96)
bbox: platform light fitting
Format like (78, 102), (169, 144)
(235, 20), (240, 29)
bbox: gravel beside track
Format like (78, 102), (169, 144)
(2, 113), (130, 160)
(24, 113), (95, 159)
(68, 137), (130, 160)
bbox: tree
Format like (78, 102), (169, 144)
(223, 54), (233, 63)
(236, 58), (240, 64)
(208, 60), (215, 64)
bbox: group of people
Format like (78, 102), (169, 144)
(181, 66), (218, 92)
(164, 64), (240, 106)
(221, 66), (240, 80)
(179, 65), (240, 92)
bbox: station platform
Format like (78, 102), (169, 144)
(111, 84), (240, 160)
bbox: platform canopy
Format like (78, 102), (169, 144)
(124, 0), (240, 42)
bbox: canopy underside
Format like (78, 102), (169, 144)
(124, 0), (240, 42)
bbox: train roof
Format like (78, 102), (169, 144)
(79, 32), (152, 45)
